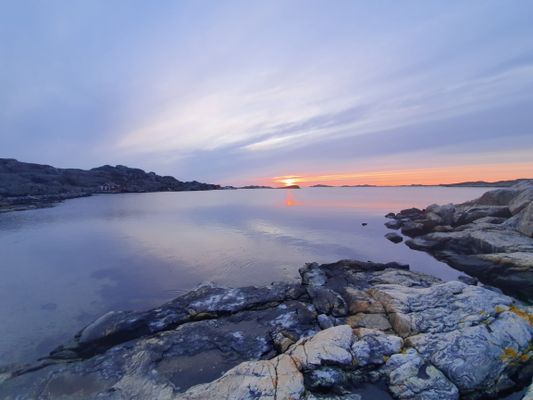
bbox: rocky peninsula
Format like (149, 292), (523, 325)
(0, 158), (220, 213)
(1, 259), (531, 399)
(385, 180), (533, 302)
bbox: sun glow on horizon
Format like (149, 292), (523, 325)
(269, 162), (533, 187)
(281, 177), (297, 186)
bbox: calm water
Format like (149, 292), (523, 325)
(0, 187), (488, 365)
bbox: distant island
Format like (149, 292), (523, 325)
(341, 184), (377, 188)
(238, 184), (301, 189)
(239, 185), (274, 189)
(0, 158), (220, 212)
(308, 179), (530, 188)
(438, 179), (532, 187)
(278, 184), (301, 189)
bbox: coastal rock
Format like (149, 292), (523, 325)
(1, 260), (531, 399)
(345, 313), (392, 331)
(370, 280), (532, 395)
(453, 205), (511, 226)
(515, 202), (533, 237)
(385, 232), (403, 243)
(401, 221), (430, 237)
(457, 275), (478, 285)
(317, 314), (336, 329)
(289, 325), (354, 368)
(510, 187), (533, 214)
(385, 220), (403, 230)
(523, 380), (533, 400)
(434, 251), (533, 301)
(469, 188), (519, 207)
(371, 281), (508, 337)
(406, 310), (532, 396)
(50, 281), (308, 360)
(386, 181), (533, 301)
(343, 287), (385, 314)
(307, 286), (348, 317)
(477, 252), (533, 270)
(426, 203), (456, 225)
(351, 328), (403, 366)
(177, 355), (304, 400)
(396, 208), (426, 220)
(306, 394), (362, 400)
(369, 269), (440, 288)
(384, 349), (459, 400)
(179, 326), (355, 400)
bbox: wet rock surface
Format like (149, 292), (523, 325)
(385, 181), (533, 301)
(1, 259), (531, 399)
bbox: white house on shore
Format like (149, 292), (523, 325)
(98, 183), (121, 193)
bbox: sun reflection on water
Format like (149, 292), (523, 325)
(284, 190), (298, 207)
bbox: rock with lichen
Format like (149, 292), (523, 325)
(0, 259), (531, 399)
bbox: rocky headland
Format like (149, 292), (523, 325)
(1, 259), (531, 399)
(385, 180), (533, 302)
(0, 158), (220, 212)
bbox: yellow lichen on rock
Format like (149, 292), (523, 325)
(509, 305), (533, 325)
(500, 347), (518, 362)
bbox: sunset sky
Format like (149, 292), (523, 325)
(1, 0), (532, 186)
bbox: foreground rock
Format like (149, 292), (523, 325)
(0, 158), (220, 212)
(1, 259), (531, 399)
(385, 180), (533, 301)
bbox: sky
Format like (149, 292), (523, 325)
(1, 0), (533, 186)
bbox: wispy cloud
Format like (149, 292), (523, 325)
(116, 61), (533, 157)
(1, 0), (532, 183)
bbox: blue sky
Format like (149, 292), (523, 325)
(1, 0), (532, 185)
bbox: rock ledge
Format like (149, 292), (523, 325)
(385, 181), (533, 301)
(1, 259), (531, 399)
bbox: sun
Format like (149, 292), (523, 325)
(282, 178), (296, 186)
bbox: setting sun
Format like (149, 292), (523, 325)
(281, 178), (296, 186)
(273, 175), (303, 187)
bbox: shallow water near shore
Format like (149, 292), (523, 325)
(0, 186), (489, 365)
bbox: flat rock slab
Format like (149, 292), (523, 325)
(1, 260), (531, 400)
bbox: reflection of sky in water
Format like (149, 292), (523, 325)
(0, 187), (487, 364)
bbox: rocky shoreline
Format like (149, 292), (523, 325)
(0, 192), (92, 213)
(1, 259), (531, 399)
(384, 181), (533, 302)
(1, 176), (532, 399)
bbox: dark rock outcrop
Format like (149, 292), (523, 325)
(385, 180), (533, 301)
(277, 184), (301, 189)
(1, 259), (531, 399)
(0, 158), (220, 212)
(385, 232), (403, 244)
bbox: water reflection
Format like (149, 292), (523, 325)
(284, 189), (299, 207)
(0, 187), (488, 365)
